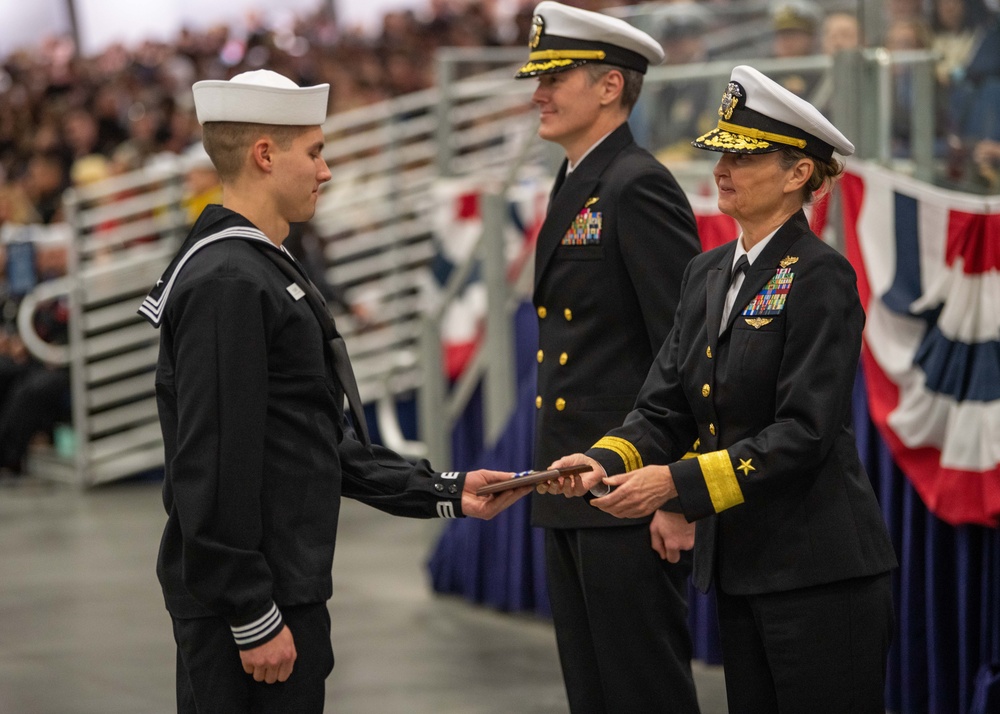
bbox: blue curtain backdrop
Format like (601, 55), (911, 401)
(425, 301), (1000, 713)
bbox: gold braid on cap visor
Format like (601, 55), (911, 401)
(716, 120), (808, 149)
(528, 49), (607, 61)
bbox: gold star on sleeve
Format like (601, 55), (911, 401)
(737, 458), (755, 476)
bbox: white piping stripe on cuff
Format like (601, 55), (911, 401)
(231, 603), (282, 645)
(436, 501), (456, 519)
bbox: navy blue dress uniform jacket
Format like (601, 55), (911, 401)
(588, 211), (897, 593)
(141, 206), (466, 648)
(531, 123), (700, 529)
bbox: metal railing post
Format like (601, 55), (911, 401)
(435, 52), (456, 178)
(61, 189), (91, 487)
(418, 314), (450, 470)
(910, 55), (937, 183)
(480, 192), (516, 445)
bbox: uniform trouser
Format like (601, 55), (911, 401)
(172, 602), (334, 714)
(544, 525), (701, 714)
(716, 572), (894, 714)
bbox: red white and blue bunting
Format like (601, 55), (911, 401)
(841, 161), (1000, 526)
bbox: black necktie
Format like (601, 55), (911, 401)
(328, 335), (371, 446)
(721, 254), (751, 330)
(730, 254), (750, 286)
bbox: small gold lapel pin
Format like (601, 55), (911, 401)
(779, 256), (799, 268)
(745, 317), (773, 329)
(585, 197), (599, 208)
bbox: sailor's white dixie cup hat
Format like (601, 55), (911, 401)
(515, 1), (665, 79)
(192, 69), (329, 126)
(692, 65), (854, 161)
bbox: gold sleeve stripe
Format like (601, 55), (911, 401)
(528, 49), (607, 61)
(716, 120), (807, 150)
(592, 436), (643, 472)
(697, 450), (745, 513)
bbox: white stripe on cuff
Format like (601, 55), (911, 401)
(231, 603), (283, 646)
(436, 501), (456, 519)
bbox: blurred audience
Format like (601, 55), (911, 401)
(2, 1), (1000, 474)
(945, 0), (1000, 188)
(932, 0), (978, 86)
(647, 3), (716, 162)
(821, 11), (860, 56)
(770, 0), (824, 97)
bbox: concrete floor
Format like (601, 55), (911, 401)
(0, 476), (727, 713)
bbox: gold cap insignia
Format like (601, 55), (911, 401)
(585, 196), (599, 207)
(745, 317), (773, 329)
(779, 256), (799, 268)
(718, 81), (742, 121)
(529, 15), (544, 49)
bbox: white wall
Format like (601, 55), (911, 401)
(0, 0), (526, 59)
(0, 1), (72, 57)
(74, 0), (326, 54)
(0, 0), (330, 57)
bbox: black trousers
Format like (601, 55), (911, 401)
(716, 572), (894, 714)
(545, 525), (701, 714)
(172, 602), (334, 714)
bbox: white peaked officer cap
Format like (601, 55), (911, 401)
(692, 65), (854, 161)
(515, 1), (665, 79)
(192, 69), (329, 126)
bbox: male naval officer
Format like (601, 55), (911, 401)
(515, 3), (702, 712)
(139, 70), (527, 713)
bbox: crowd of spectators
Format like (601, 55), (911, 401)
(2, 0), (998, 237)
(0, 0), (997, 475)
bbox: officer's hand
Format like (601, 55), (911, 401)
(649, 510), (695, 562)
(592, 465), (677, 519)
(536, 454), (605, 497)
(462, 470), (531, 520)
(240, 625), (296, 684)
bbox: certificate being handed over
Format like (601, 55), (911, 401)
(475, 464), (592, 496)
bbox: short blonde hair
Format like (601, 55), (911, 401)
(201, 122), (308, 183)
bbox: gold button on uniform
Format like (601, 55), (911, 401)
(702, 384), (711, 397)
(709, 423), (716, 435)
(706, 346), (712, 358)
(564, 308), (573, 321)
(537, 306), (547, 319)
(536, 395), (542, 409)
(559, 352), (568, 365)
(556, 398), (566, 411)
(537, 350), (544, 363)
